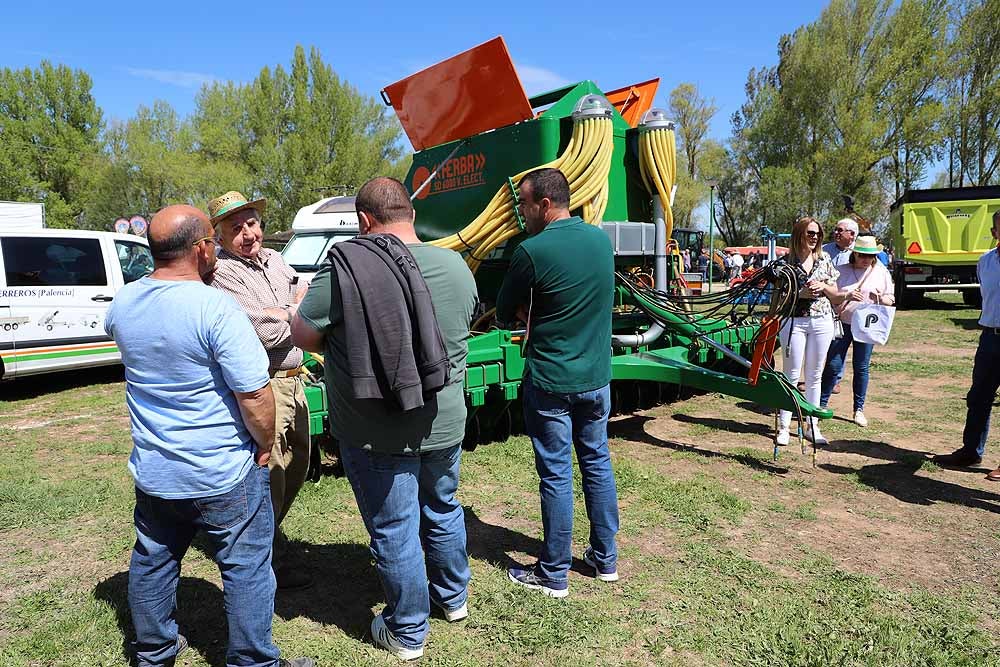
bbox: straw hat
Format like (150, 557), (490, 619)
(208, 191), (266, 226)
(853, 235), (882, 254)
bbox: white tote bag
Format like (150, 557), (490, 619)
(851, 303), (896, 345)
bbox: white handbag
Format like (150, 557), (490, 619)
(851, 303), (895, 345)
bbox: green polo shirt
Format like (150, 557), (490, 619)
(297, 244), (478, 453)
(496, 216), (614, 394)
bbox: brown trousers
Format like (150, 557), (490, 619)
(268, 375), (311, 555)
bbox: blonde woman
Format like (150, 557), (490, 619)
(819, 236), (895, 427)
(777, 217), (844, 446)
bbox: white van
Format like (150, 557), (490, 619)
(0, 230), (153, 380)
(281, 196), (359, 280)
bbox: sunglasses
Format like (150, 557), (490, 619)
(805, 230), (821, 237)
(833, 228), (856, 235)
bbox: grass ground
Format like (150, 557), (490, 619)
(1, 293), (998, 666)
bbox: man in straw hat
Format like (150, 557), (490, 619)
(205, 190), (313, 590)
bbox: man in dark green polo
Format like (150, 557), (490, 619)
(497, 167), (620, 598)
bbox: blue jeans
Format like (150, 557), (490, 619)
(129, 464), (279, 667)
(340, 443), (469, 649)
(820, 323), (874, 411)
(961, 329), (1000, 457)
(523, 378), (619, 582)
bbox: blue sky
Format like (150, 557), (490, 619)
(2, 0), (830, 148)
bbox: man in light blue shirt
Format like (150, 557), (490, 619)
(933, 209), (1000, 482)
(106, 204), (312, 667)
(822, 218), (858, 267)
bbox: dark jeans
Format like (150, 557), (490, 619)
(960, 329), (1000, 457)
(523, 378), (619, 582)
(129, 464), (279, 667)
(339, 443), (469, 649)
(820, 323), (874, 411)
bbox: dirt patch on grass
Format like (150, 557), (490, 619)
(607, 382), (1000, 630)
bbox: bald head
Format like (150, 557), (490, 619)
(149, 205), (212, 262)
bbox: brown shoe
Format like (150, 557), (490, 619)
(986, 468), (1000, 482)
(832, 383), (841, 394)
(796, 382), (806, 393)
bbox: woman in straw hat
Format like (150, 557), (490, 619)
(819, 235), (895, 427)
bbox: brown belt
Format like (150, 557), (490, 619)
(270, 367), (302, 378)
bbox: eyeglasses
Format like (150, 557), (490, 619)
(805, 230), (821, 238)
(192, 236), (217, 247)
(833, 228), (856, 235)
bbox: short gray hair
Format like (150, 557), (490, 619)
(834, 217), (859, 234)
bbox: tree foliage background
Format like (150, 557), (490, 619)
(2, 2), (998, 241)
(670, 0), (995, 245)
(1, 46), (404, 230)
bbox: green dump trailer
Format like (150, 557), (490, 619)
(889, 186), (1000, 308)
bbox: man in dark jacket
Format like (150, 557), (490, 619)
(291, 177), (478, 661)
(496, 168), (620, 598)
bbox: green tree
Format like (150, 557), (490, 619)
(194, 45), (405, 230)
(945, 0), (1000, 186)
(668, 83), (718, 229)
(726, 0), (948, 231)
(79, 101), (251, 229)
(0, 61), (103, 227)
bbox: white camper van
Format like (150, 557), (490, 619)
(281, 196), (359, 280)
(0, 229), (153, 380)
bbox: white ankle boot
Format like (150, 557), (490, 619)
(807, 419), (828, 445)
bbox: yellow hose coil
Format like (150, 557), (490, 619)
(429, 117), (615, 271)
(638, 125), (677, 241)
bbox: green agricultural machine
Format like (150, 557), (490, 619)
(303, 37), (829, 462)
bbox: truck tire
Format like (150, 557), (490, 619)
(963, 289), (982, 308)
(893, 270), (918, 309)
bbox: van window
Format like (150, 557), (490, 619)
(2, 237), (108, 287)
(115, 240), (154, 284)
(282, 233), (354, 272)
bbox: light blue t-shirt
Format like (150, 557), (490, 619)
(977, 248), (1000, 328)
(106, 277), (270, 499)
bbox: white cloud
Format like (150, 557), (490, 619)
(123, 68), (216, 88)
(515, 64), (573, 95)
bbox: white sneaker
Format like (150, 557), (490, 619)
(854, 411), (868, 427)
(775, 428), (790, 446)
(371, 614), (424, 661)
(433, 600), (468, 622)
(807, 421), (828, 446)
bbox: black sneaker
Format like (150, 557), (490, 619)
(507, 565), (569, 598)
(931, 449), (982, 468)
(582, 547), (619, 582)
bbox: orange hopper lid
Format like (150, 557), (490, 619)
(603, 78), (660, 127)
(381, 36), (534, 150)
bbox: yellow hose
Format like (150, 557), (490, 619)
(429, 116), (615, 270)
(639, 125), (677, 241)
